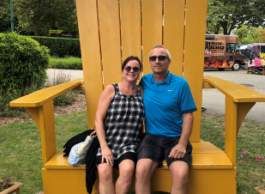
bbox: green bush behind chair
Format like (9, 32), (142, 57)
(0, 32), (49, 116)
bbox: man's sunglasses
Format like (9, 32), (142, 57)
(149, 55), (168, 61)
(124, 66), (140, 72)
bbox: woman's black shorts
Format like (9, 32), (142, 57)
(95, 152), (137, 169)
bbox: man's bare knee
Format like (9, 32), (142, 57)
(170, 162), (189, 188)
(136, 159), (158, 180)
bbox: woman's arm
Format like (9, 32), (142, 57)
(95, 85), (115, 166)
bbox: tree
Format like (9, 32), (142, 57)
(259, 29), (265, 43)
(233, 24), (260, 44)
(0, 1), (10, 32)
(207, 0), (265, 35)
(0, 0), (78, 36)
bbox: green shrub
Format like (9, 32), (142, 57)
(29, 36), (81, 57)
(0, 32), (49, 96)
(49, 56), (82, 70)
(0, 87), (39, 117)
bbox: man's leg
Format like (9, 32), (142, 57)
(169, 161), (189, 194)
(115, 159), (135, 194)
(97, 163), (114, 194)
(135, 134), (164, 194)
(135, 158), (159, 194)
(165, 137), (193, 194)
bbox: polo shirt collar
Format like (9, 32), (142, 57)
(150, 70), (172, 85)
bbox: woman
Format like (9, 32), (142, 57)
(94, 56), (144, 194)
(253, 56), (261, 74)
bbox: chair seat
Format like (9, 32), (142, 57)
(45, 141), (233, 170)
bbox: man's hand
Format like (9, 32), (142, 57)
(168, 142), (187, 159)
(168, 112), (193, 159)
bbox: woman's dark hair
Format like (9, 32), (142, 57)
(122, 56), (142, 71)
(250, 58), (252, 64)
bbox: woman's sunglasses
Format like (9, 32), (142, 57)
(149, 55), (168, 61)
(124, 66), (140, 72)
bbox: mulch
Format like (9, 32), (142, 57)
(0, 95), (87, 127)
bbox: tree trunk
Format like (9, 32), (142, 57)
(222, 22), (228, 35)
(228, 23), (235, 35)
(214, 24), (220, 34)
(31, 17), (38, 36)
(32, 0), (41, 36)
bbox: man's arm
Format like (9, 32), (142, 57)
(168, 112), (194, 159)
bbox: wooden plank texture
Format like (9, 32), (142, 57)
(98, 0), (122, 87)
(142, 0), (163, 75)
(164, 0), (185, 76)
(120, 0), (141, 61)
(184, 0), (208, 142)
(76, 0), (103, 128)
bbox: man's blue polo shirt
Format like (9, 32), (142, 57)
(139, 71), (197, 137)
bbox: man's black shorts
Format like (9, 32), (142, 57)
(137, 134), (193, 168)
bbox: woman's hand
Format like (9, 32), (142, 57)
(101, 146), (114, 166)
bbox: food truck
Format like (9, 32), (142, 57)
(204, 34), (245, 71)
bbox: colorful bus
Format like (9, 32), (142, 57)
(240, 43), (265, 59)
(204, 34), (245, 71)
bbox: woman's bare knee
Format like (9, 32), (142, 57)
(98, 164), (113, 183)
(119, 160), (135, 183)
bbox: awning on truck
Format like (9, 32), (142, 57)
(206, 35), (215, 40)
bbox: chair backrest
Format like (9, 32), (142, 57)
(76, 0), (208, 143)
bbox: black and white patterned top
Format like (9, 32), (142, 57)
(96, 83), (145, 160)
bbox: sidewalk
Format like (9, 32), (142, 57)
(46, 69), (83, 82)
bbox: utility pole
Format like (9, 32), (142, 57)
(10, 0), (14, 32)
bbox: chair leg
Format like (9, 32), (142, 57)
(252, 67), (255, 74)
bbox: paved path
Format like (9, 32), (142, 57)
(47, 68), (265, 124)
(46, 69), (83, 83)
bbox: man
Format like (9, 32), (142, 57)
(135, 45), (197, 194)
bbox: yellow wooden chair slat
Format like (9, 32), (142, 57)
(120, 0), (141, 61)
(184, 0), (208, 143)
(9, 0), (265, 193)
(98, 0), (122, 87)
(76, 0), (103, 128)
(164, 0), (185, 76)
(142, 0), (162, 75)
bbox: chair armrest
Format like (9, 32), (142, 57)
(203, 75), (265, 102)
(204, 75), (265, 166)
(10, 78), (84, 108)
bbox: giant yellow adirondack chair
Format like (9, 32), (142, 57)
(10, 0), (265, 193)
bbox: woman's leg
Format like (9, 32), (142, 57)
(97, 163), (115, 194)
(115, 159), (135, 194)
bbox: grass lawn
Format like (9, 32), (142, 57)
(0, 111), (264, 194)
(49, 56), (82, 70)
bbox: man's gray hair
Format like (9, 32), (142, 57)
(148, 45), (171, 61)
